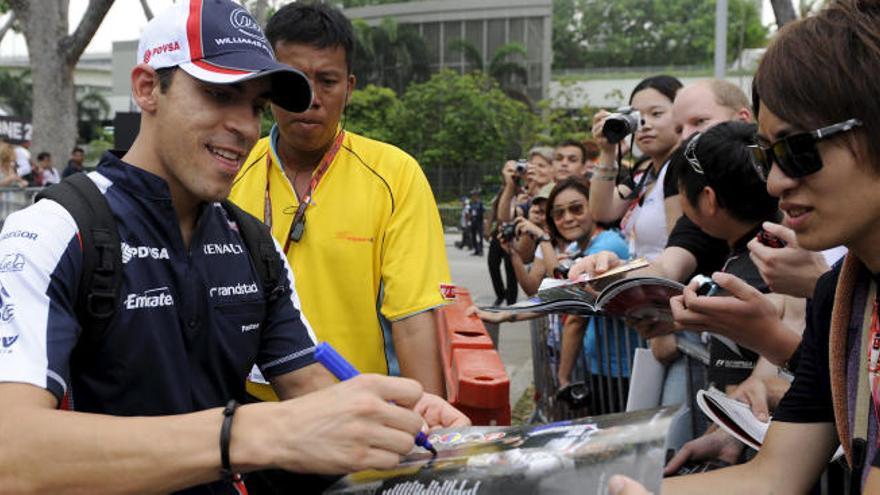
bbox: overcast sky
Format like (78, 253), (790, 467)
(0, 0), (776, 58)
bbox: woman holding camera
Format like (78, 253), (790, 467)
(589, 75), (684, 260)
(589, 76), (690, 414)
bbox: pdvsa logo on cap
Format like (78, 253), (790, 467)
(229, 8), (263, 40)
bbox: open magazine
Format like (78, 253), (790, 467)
(325, 407), (677, 495)
(483, 259), (683, 321)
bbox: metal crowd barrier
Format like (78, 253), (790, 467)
(529, 314), (647, 423)
(0, 187), (42, 226)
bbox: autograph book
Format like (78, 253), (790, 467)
(324, 407), (676, 495)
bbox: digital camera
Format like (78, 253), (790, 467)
(515, 159), (528, 175)
(500, 222), (517, 241)
(602, 106), (642, 144)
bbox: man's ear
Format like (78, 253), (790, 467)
(131, 64), (163, 114)
(345, 73), (356, 105)
(736, 106), (754, 124)
(701, 186), (719, 216)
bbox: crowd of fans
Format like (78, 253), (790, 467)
(466, 1), (880, 492)
(0, 140), (86, 188)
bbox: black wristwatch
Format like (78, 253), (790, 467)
(537, 234), (551, 244)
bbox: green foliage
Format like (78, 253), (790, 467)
(352, 17), (430, 94)
(536, 80), (597, 144)
(392, 70), (538, 178)
(553, 0), (769, 69)
(0, 69), (31, 119)
(76, 90), (111, 143)
(344, 84), (401, 143)
(447, 39), (532, 110)
(261, 109), (274, 137)
(85, 127), (113, 165)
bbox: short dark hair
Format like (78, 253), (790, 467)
(545, 176), (591, 242)
(675, 121), (777, 224)
(156, 67), (177, 93)
(630, 75), (683, 105)
(556, 139), (587, 164)
(753, 0), (880, 172)
(266, 3), (355, 74)
(37, 151), (51, 161)
(72, 147), (84, 154)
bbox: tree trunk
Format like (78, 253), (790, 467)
(9, 0), (114, 170)
(252, 0), (269, 28)
(769, 0), (798, 28)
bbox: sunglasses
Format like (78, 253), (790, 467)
(551, 201), (587, 221)
(749, 118), (863, 181)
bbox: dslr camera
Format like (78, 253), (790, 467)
(602, 106), (642, 144)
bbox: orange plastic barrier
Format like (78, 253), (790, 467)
(437, 287), (511, 425)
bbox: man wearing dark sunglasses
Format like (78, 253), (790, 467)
(750, 118), (863, 181)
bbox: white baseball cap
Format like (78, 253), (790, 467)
(138, 0), (312, 112)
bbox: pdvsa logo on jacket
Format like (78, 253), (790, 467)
(121, 242), (170, 264)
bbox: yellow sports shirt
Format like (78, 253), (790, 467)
(230, 127), (452, 384)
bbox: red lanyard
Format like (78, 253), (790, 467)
(866, 296), (880, 444)
(618, 170), (651, 233)
(264, 130), (346, 252)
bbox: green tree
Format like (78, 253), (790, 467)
(552, 0), (768, 69)
(536, 80), (597, 145)
(8, 0), (114, 177)
(76, 90), (111, 143)
(344, 84), (402, 143)
(393, 70), (539, 199)
(448, 39), (532, 109)
(352, 18), (430, 94)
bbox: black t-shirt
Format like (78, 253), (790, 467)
(772, 265), (839, 424)
(707, 225), (766, 387)
(666, 215), (729, 278)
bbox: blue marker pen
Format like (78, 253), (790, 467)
(314, 342), (438, 456)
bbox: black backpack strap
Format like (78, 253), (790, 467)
(36, 173), (122, 341)
(221, 200), (285, 303)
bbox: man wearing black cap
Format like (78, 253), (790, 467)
(0, 1), (465, 493)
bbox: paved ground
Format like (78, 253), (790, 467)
(443, 233), (533, 410)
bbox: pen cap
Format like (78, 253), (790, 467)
(314, 342), (361, 381)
